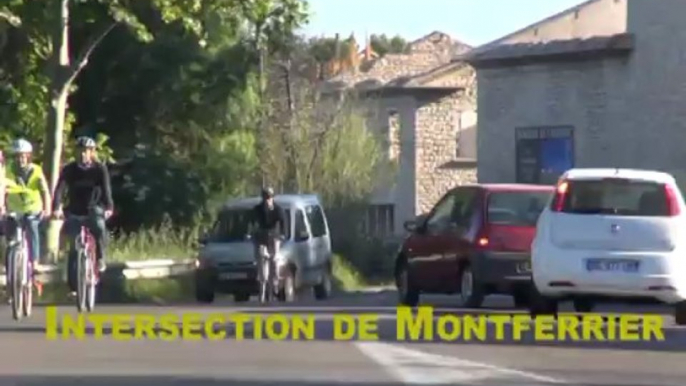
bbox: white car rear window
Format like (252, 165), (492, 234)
(558, 179), (669, 216)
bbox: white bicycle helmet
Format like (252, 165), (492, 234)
(12, 138), (33, 154)
(76, 136), (96, 148)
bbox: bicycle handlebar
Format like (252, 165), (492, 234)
(3, 212), (43, 221)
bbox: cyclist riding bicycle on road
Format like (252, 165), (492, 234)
(250, 187), (287, 283)
(52, 136), (114, 295)
(0, 139), (52, 296)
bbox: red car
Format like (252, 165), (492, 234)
(395, 183), (554, 308)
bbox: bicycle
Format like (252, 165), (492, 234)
(55, 188), (106, 313)
(3, 212), (37, 320)
(71, 214), (99, 313)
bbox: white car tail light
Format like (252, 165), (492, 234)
(664, 184), (681, 216)
(551, 180), (569, 212)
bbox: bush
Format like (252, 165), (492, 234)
(332, 235), (399, 285)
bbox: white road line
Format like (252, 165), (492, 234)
(354, 341), (568, 384)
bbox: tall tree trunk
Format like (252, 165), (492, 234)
(42, 0), (70, 264)
(43, 0), (71, 193)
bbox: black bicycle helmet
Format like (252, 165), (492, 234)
(261, 186), (275, 199)
(76, 136), (96, 148)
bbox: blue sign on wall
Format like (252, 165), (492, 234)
(516, 126), (574, 184)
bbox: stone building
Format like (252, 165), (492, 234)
(464, 0), (686, 189)
(323, 31), (477, 237)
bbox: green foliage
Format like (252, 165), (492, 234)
(1, 0), (402, 286)
(261, 80), (392, 207)
(370, 34), (410, 56)
(108, 215), (199, 261)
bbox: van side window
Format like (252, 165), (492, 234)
(294, 209), (308, 240)
(281, 209), (292, 239)
(306, 205), (327, 237)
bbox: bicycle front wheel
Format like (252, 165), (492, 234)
(22, 239), (33, 318)
(259, 259), (270, 304)
(85, 253), (97, 312)
(76, 250), (87, 313)
(9, 247), (23, 321)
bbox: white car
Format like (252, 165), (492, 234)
(530, 168), (686, 324)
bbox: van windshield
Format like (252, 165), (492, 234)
(560, 179), (669, 216)
(487, 191), (552, 226)
(212, 208), (291, 242)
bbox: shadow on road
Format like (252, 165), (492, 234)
(0, 375), (681, 386)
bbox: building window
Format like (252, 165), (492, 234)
(515, 126), (575, 185)
(388, 110), (400, 161)
(364, 204), (395, 237)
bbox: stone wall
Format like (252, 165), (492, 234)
(414, 92), (477, 214)
(366, 94), (418, 235)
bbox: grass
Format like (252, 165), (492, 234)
(106, 220), (198, 262)
(331, 254), (369, 291)
(38, 225), (389, 303)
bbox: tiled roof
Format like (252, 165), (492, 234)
(322, 31), (472, 92)
(461, 33), (634, 67)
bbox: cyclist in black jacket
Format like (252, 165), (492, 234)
(251, 187), (286, 281)
(52, 136), (114, 293)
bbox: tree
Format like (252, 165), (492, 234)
(261, 69), (393, 206)
(3, 0), (308, 194)
(65, 0), (306, 230)
(370, 34), (409, 56)
(1, 0), (309, 259)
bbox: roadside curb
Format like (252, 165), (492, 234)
(0, 259), (196, 286)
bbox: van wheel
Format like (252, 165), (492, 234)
(314, 266), (332, 300)
(573, 298), (595, 313)
(458, 265), (485, 308)
(233, 292), (250, 302)
(396, 261), (419, 307)
(675, 301), (686, 325)
(195, 285), (215, 303)
(528, 286), (558, 317)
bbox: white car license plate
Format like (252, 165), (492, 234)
(219, 272), (248, 280)
(586, 259), (639, 273)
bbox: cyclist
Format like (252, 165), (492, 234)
(0, 139), (51, 296)
(250, 187), (287, 285)
(0, 140), (51, 261)
(52, 136), (113, 295)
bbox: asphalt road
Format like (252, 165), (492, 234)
(0, 291), (685, 386)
